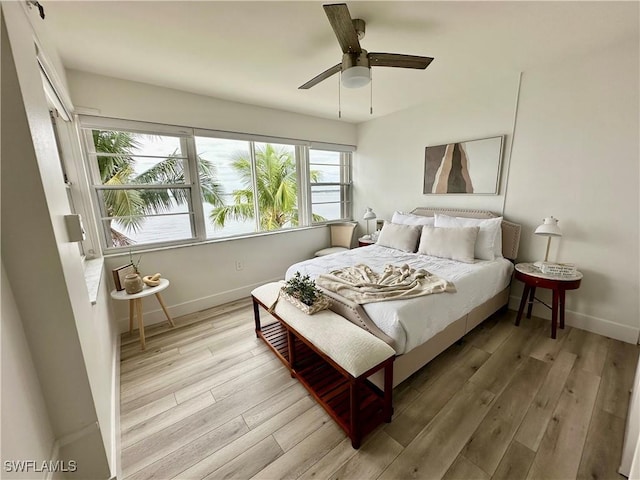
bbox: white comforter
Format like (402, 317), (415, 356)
(285, 245), (514, 354)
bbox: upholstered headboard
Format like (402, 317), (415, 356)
(410, 207), (521, 260)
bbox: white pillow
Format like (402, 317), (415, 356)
(376, 222), (421, 253)
(434, 214), (503, 260)
(391, 211), (435, 227)
(418, 226), (479, 263)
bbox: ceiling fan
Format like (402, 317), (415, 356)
(299, 3), (434, 90)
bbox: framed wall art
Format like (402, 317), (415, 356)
(423, 136), (504, 195)
(112, 263), (135, 291)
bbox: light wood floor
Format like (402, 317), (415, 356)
(119, 299), (638, 480)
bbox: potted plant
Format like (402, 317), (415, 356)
(123, 250), (144, 294)
(281, 272), (330, 314)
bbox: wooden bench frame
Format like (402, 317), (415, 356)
(252, 295), (394, 448)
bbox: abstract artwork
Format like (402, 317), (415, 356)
(423, 136), (504, 194)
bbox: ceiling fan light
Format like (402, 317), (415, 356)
(341, 66), (371, 88)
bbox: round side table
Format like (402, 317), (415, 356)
(358, 237), (375, 247)
(514, 263), (582, 339)
(110, 278), (174, 350)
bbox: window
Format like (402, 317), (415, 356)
(309, 149), (352, 222)
(80, 117), (353, 252)
(42, 76), (103, 258)
(83, 127), (199, 249)
(194, 138), (301, 238)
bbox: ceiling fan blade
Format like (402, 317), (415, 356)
(323, 3), (362, 54)
(369, 53), (434, 69)
(298, 63), (342, 89)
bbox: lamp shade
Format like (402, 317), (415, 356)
(363, 207), (376, 221)
(342, 66), (371, 89)
(534, 216), (562, 237)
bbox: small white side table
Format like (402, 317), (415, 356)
(110, 278), (174, 350)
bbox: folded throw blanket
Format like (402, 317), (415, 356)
(317, 263), (456, 305)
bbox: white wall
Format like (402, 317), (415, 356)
(105, 227), (328, 330)
(1, 263), (56, 479)
(504, 39), (639, 342)
(67, 71), (356, 330)
(1, 4), (115, 477)
(67, 69), (357, 146)
(355, 40), (639, 343)
(355, 71), (521, 223)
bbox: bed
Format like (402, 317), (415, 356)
(285, 207), (521, 388)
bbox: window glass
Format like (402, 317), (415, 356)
(195, 138), (300, 237)
(81, 118), (354, 252)
(89, 130), (196, 248)
(195, 137), (255, 238)
(253, 142), (298, 230)
(309, 149), (351, 223)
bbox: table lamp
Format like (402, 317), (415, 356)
(534, 216), (562, 265)
(363, 207), (376, 237)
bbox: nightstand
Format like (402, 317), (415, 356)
(514, 262), (583, 339)
(358, 237), (375, 247)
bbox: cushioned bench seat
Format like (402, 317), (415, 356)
(251, 281), (395, 448)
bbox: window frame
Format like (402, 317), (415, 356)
(81, 120), (202, 253)
(308, 148), (353, 224)
(79, 116), (355, 254)
(40, 58), (101, 259)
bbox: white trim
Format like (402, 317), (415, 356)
(296, 145), (311, 226)
(195, 128), (356, 151)
(184, 135), (207, 242)
(508, 295), (639, 344)
(112, 334), (121, 480)
(45, 422), (102, 480)
(248, 141), (261, 231)
(56, 421), (100, 448)
(80, 116), (356, 151)
(79, 115), (192, 136)
(310, 141), (356, 152)
(501, 71), (523, 216)
(116, 276), (282, 332)
(44, 441), (60, 480)
(194, 127), (308, 146)
(39, 65), (70, 121)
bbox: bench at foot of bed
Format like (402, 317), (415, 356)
(251, 281), (396, 449)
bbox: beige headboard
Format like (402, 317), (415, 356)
(410, 207), (521, 260)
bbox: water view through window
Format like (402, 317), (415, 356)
(110, 137), (343, 245)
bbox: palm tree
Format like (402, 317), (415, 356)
(93, 130), (223, 246)
(210, 144), (324, 231)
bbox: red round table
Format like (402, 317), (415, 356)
(514, 263), (582, 339)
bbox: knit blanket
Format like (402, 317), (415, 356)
(317, 263), (456, 305)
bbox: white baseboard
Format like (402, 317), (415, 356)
(508, 295), (639, 344)
(117, 277), (282, 332)
(117, 285), (639, 344)
(111, 334), (121, 480)
(45, 442), (60, 480)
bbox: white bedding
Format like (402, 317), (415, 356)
(285, 245), (514, 354)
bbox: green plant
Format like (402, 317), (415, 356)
(283, 272), (322, 306)
(210, 143), (325, 231)
(129, 250), (142, 274)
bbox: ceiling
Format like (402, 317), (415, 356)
(41, 1), (638, 123)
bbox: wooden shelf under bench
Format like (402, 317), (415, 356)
(252, 294), (394, 449)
